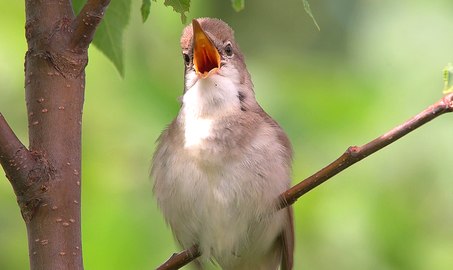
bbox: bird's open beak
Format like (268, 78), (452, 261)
(192, 19), (221, 78)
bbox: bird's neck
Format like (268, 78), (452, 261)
(181, 74), (241, 119)
(179, 74), (242, 149)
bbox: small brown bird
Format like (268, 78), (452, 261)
(152, 18), (294, 270)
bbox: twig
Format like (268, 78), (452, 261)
(156, 92), (453, 270)
(156, 245), (201, 270)
(70, 0), (111, 51)
(281, 92), (453, 207)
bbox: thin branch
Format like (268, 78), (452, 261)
(0, 113), (25, 161)
(0, 113), (35, 191)
(156, 245), (200, 270)
(156, 92), (453, 270)
(70, 0), (111, 51)
(281, 92), (453, 207)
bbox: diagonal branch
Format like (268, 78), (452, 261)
(156, 92), (453, 270)
(280, 91), (453, 207)
(0, 113), (35, 191)
(70, 0), (111, 51)
(0, 113), (24, 160)
(156, 245), (201, 270)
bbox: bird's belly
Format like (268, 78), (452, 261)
(158, 152), (284, 266)
(171, 160), (248, 248)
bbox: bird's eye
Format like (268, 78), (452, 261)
(224, 43), (233, 57)
(183, 53), (190, 65)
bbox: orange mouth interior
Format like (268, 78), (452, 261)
(192, 19), (221, 77)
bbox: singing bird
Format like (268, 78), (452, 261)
(152, 18), (294, 270)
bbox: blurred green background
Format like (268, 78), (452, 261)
(1, 0), (453, 269)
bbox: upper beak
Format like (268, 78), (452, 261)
(192, 19), (221, 78)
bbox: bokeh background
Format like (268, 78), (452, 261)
(1, 0), (453, 269)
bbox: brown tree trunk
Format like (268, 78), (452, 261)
(0, 0), (109, 269)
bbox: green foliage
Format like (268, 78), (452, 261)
(73, 0), (319, 76)
(163, 0), (190, 23)
(141, 0), (153, 23)
(302, 0), (320, 30)
(72, 0), (131, 77)
(92, 0), (131, 77)
(231, 0), (245, 12)
(141, 0), (189, 23)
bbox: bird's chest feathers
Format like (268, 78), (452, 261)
(180, 76), (240, 155)
(183, 116), (213, 149)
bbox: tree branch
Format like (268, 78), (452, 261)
(156, 245), (201, 270)
(0, 113), (48, 223)
(156, 92), (453, 270)
(70, 0), (111, 51)
(0, 113), (35, 191)
(281, 92), (453, 207)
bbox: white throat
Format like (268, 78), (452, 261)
(181, 70), (241, 148)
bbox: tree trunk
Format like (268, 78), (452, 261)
(0, 0), (109, 269)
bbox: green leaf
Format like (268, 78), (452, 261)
(231, 0), (244, 12)
(141, 0), (152, 23)
(302, 0), (320, 31)
(164, 0), (190, 23)
(93, 0), (131, 77)
(72, 0), (131, 76)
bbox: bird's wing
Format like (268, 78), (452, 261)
(281, 206), (294, 270)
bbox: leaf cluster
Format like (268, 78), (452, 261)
(73, 0), (318, 76)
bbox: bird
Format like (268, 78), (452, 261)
(151, 18), (294, 270)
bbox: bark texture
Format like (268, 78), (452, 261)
(0, 0), (110, 269)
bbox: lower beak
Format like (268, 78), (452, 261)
(192, 19), (221, 78)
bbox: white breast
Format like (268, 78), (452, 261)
(183, 113), (213, 148)
(181, 72), (240, 150)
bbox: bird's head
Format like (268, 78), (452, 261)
(180, 18), (252, 93)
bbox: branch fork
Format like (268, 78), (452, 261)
(70, 0), (111, 51)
